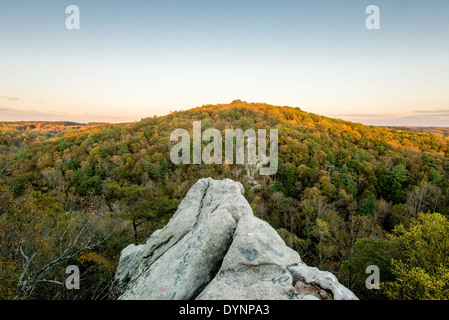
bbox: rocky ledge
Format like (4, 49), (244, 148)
(111, 178), (358, 300)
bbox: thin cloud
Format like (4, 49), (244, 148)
(0, 96), (19, 102)
(0, 106), (62, 120)
(414, 109), (449, 114)
(329, 113), (394, 118)
(402, 114), (449, 120)
(411, 113), (449, 117)
(364, 114), (449, 127)
(327, 112), (449, 127)
(0, 106), (136, 123)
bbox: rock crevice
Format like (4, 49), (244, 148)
(111, 178), (358, 300)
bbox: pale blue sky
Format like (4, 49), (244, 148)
(1, 0), (448, 125)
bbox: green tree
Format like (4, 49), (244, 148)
(382, 212), (449, 300)
(388, 164), (408, 202)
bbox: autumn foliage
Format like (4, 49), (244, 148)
(1, 101), (448, 299)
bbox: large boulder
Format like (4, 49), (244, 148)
(111, 178), (358, 300)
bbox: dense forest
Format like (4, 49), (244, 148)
(1, 101), (449, 300)
(384, 126), (449, 137)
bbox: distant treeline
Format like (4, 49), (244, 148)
(384, 126), (449, 137)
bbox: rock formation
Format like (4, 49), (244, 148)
(111, 178), (358, 300)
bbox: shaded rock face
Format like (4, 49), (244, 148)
(111, 178), (358, 300)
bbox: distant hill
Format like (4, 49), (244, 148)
(0, 120), (110, 135)
(0, 121), (112, 147)
(1, 101), (448, 300)
(383, 126), (449, 137)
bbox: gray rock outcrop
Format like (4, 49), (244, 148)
(111, 178), (358, 300)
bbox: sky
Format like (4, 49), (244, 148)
(1, 0), (448, 125)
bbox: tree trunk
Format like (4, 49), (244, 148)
(132, 219), (138, 245)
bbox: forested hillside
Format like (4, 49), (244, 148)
(384, 126), (449, 137)
(1, 101), (449, 300)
